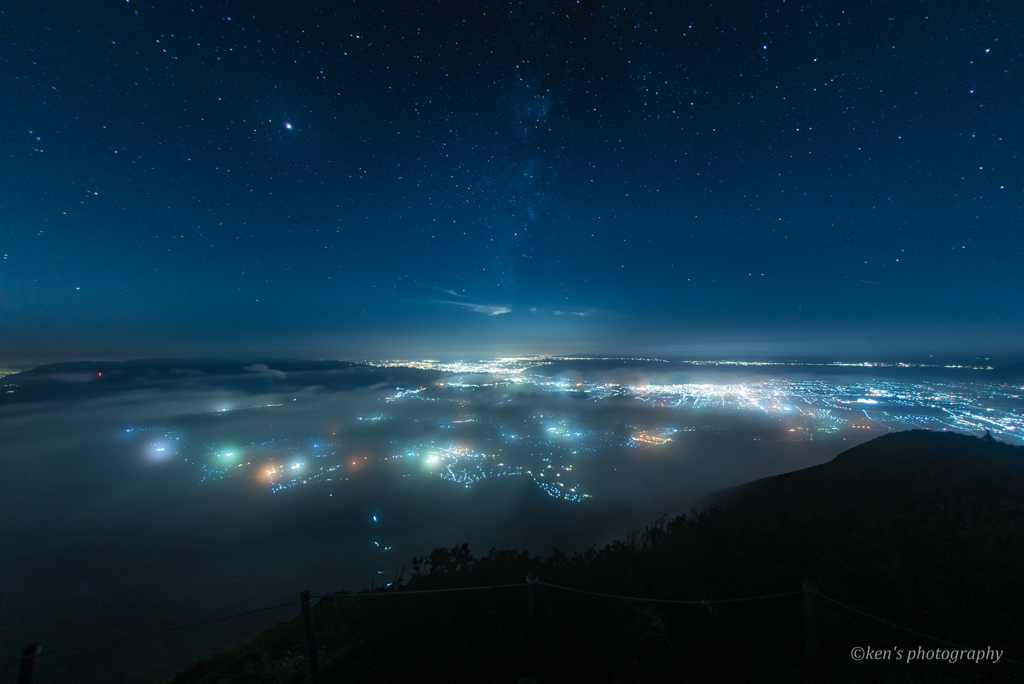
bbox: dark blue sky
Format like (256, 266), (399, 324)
(2, 1), (1021, 364)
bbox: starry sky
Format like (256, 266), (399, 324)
(2, 0), (1021, 364)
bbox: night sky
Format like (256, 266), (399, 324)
(2, 1), (1021, 364)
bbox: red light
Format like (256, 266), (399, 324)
(98, 372), (102, 377)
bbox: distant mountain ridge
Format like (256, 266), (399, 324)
(17, 358), (362, 377)
(0, 359), (445, 404)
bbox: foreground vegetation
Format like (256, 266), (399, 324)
(171, 431), (1024, 683)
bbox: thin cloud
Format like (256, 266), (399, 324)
(244, 363), (287, 378)
(438, 301), (512, 316)
(426, 286), (510, 315)
(543, 307), (623, 318)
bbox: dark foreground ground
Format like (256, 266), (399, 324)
(170, 430), (1024, 683)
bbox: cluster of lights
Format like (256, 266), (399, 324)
(626, 379), (1023, 443)
(367, 358), (545, 375)
(124, 360), (1021, 505)
(680, 360), (995, 370)
(529, 464), (589, 502)
(629, 432), (673, 446)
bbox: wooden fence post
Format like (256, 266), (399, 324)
(527, 574), (538, 619)
(17, 644), (41, 684)
(803, 580), (818, 684)
(299, 590), (321, 684)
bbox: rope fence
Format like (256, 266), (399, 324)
(811, 591), (1024, 666)
(534, 581), (805, 605)
(13, 578), (1022, 682)
(312, 581), (530, 598)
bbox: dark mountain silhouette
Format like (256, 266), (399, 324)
(171, 430), (1023, 683)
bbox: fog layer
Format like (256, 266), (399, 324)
(1, 362), (894, 682)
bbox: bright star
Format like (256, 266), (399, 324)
(284, 122), (292, 130)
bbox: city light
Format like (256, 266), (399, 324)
(127, 358), (1021, 501)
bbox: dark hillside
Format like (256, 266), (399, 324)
(171, 431), (1024, 683)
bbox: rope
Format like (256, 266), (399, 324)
(812, 591), (1024, 666)
(17, 583), (1022, 668)
(35, 601), (300, 658)
(27, 585), (532, 660)
(537, 581), (804, 605)
(314, 582), (529, 598)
